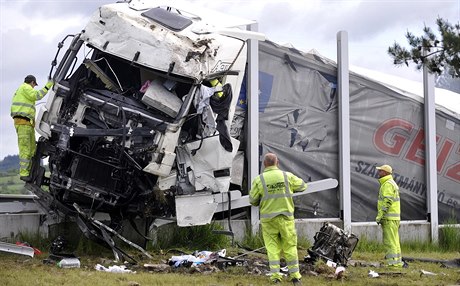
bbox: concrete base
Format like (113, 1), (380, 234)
(216, 219), (432, 244)
(0, 213), (437, 246)
(351, 220), (430, 243)
(0, 214), (48, 241)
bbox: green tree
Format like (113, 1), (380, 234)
(388, 18), (460, 77)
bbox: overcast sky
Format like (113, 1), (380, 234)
(0, 0), (458, 160)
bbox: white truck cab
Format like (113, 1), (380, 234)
(32, 1), (264, 228)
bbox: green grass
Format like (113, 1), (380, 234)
(152, 222), (231, 252)
(297, 235), (311, 250)
(239, 223), (264, 250)
(1, 228), (459, 286)
(0, 246), (459, 286)
(0, 173), (27, 194)
(0, 168), (52, 194)
(355, 236), (460, 257)
(439, 216), (460, 252)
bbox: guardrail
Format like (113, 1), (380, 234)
(0, 194), (41, 214)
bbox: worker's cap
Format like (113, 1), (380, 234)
(24, 75), (37, 84)
(376, 164), (392, 174)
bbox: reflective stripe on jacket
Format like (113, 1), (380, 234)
(249, 166), (307, 222)
(377, 174), (400, 221)
(10, 82), (50, 121)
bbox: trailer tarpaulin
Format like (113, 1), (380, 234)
(250, 40), (460, 222)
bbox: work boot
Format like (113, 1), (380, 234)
(271, 278), (281, 284)
(291, 278), (302, 285)
(20, 175), (32, 182)
(402, 261), (409, 268)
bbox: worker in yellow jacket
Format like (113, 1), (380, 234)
(375, 164), (406, 268)
(10, 75), (53, 182)
(250, 153), (307, 285)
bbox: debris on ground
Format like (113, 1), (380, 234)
(168, 249), (226, 267)
(420, 269), (437, 276)
(404, 256), (460, 268)
(348, 260), (381, 268)
(0, 241), (35, 257)
(95, 264), (136, 273)
(45, 236), (81, 268)
(57, 257), (81, 268)
(144, 263), (170, 272)
(326, 260), (337, 268)
(305, 222), (359, 267)
(311, 261), (336, 276)
(368, 270), (379, 278)
(15, 241), (42, 255)
(335, 266), (346, 279)
(369, 270), (405, 277)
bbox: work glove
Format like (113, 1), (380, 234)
(376, 217), (381, 225)
(45, 80), (54, 90)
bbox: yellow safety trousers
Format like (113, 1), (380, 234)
(382, 220), (403, 267)
(14, 118), (36, 177)
(262, 215), (301, 282)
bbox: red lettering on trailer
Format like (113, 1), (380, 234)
(445, 145), (460, 183)
(405, 129), (425, 165)
(373, 118), (413, 155)
(437, 138), (455, 173)
(374, 118), (459, 182)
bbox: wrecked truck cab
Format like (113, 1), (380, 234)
(31, 1), (264, 235)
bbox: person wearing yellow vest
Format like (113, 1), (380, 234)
(249, 153), (307, 285)
(10, 75), (53, 182)
(375, 164), (406, 268)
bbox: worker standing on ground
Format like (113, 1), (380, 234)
(10, 75), (53, 182)
(375, 164), (406, 268)
(249, 153), (307, 285)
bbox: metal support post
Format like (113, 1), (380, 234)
(423, 55), (438, 243)
(337, 31), (351, 233)
(247, 23), (260, 235)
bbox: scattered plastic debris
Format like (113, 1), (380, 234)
(57, 258), (81, 268)
(420, 269), (437, 276)
(16, 241), (42, 255)
(335, 266), (346, 279)
(368, 270), (380, 278)
(168, 249), (226, 267)
(326, 260), (337, 268)
(95, 264), (136, 273)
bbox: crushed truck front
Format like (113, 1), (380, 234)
(30, 1), (263, 232)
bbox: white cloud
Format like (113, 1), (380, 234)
(2, 3), (88, 43)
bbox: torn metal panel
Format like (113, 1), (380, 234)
(184, 136), (240, 193)
(128, 0), (257, 28)
(176, 193), (218, 227)
(81, 2), (250, 80)
(142, 80), (183, 118)
(0, 242), (35, 257)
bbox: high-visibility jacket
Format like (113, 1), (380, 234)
(10, 82), (52, 121)
(376, 174), (400, 221)
(209, 78), (223, 98)
(249, 166), (307, 222)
